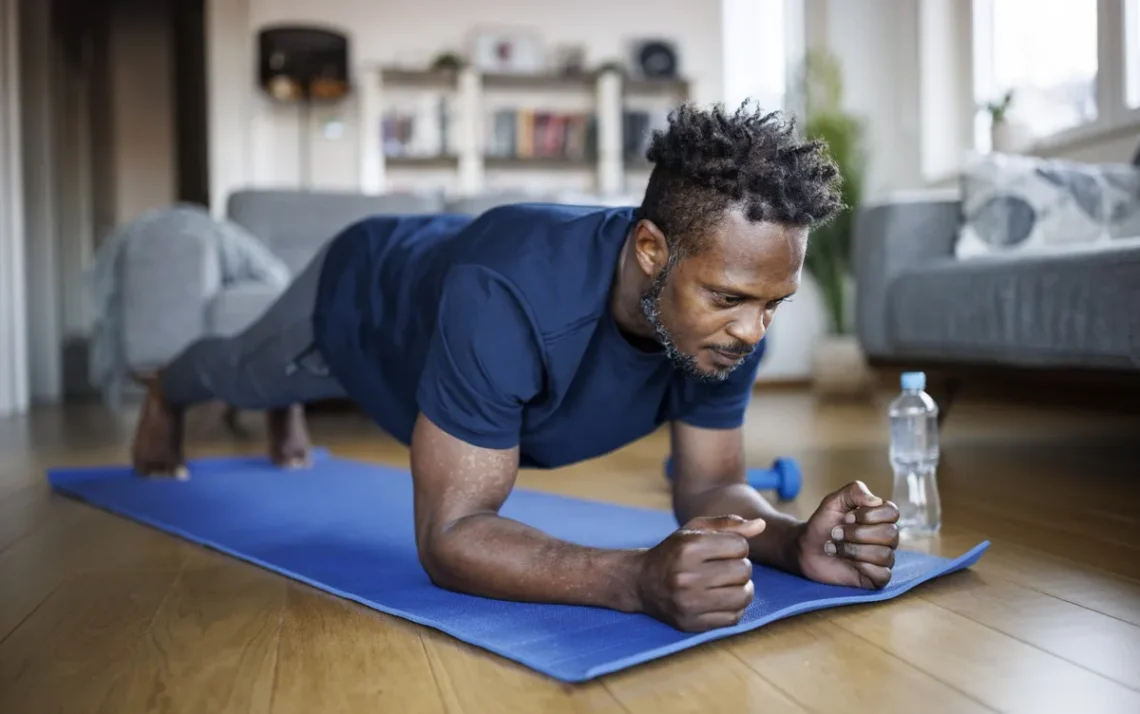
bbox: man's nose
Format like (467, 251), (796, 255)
(726, 308), (767, 347)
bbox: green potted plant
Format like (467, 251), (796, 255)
(794, 50), (873, 397)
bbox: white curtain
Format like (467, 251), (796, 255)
(0, 0), (30, 416)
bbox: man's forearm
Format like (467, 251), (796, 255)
(420, 513), (645, 611)
(673, 484), (804, 573)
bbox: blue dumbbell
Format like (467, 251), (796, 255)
(663, 455), (802, 501)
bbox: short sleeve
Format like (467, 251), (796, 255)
(673, 339), (766, 429)
(415, 264), (545, 449)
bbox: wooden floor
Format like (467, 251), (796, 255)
(1, 386), (1139, 713)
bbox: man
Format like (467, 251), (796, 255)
(132, 101), (900, 633)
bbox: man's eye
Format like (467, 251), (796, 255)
(716, 293), (742, 306)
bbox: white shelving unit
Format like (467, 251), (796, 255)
(357, 64), (689, 199)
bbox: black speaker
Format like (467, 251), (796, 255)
(258, 25), (350, 102)
(630, 39), (679, 80)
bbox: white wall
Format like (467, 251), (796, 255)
(208, 0), (725, 201)
(0, 0), (30, 416)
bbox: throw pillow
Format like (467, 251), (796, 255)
(954, 152), (1140, 259)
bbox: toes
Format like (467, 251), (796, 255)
(272, 451), (312, 470)
(135, 462), (189, 480)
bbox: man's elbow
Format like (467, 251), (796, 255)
(415, 522), (465, 590)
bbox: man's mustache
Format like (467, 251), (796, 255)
(710, 343), (754, 357)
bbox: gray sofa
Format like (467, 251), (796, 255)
(852, 155), (1140, 377)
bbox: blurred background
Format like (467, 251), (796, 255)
(0, 0), (1137, 416)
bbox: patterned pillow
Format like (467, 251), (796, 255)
(954, 153), (1140, 259)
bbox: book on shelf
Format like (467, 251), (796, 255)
(382, 94), (457, 160)
(485, 109), (597, 162)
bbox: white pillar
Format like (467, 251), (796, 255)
(457, 66), (483, 197)
(0, 0), (31, 416)
(595, 68), (623, 197)
(360, 68), (383, 194)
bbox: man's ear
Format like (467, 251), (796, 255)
(632, 219), (670, 277)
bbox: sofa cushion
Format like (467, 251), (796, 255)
(954, 153), (1140, 260)
(226, 189), (445, 274)
(887, 238), (1140, 369)
(205, 283), (286, 338)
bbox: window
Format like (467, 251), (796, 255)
(1127, 0), (1140, 108)
(721, 0), (799, 114)
(973, 0), (1099, 146)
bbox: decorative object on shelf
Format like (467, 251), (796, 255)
(552, 44), (587, 77)
(595, 60), (625, 75)
(983, 88), (1031, 153)
(629, 39), (679, 79)
(257, 24), (351, 188)
(469, 28), (544, 75)
(794, 49), (874, 398)
(430, 52), (466, 73)
(257, 25), (350, 101)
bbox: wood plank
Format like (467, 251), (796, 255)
(830, 598), (1140, 713)
(918, 567), (1140, 691)
(0, 484), (47, 552)
(0, 495), (185, 641)
(271, 585), (448, 714)
(726, 613), (995, 713)
(944, 500), (1140, 581)
(99, 562), (284, 713)
(0, 570), (177, 713)
(602, 644), (807, 713)
(942, 492), (1140, 556)
(419, 628), (626, 714)
(937, 531), (1140, 627)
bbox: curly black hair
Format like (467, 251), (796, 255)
(636, 100), (843, 258)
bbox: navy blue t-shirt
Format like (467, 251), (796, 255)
(311, 203), (763, 469)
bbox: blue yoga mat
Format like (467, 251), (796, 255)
(47, 449), (988, 682)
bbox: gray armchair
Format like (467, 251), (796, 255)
(91, 189), (444, 408)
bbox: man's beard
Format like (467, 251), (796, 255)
(639, 262), (750, 383)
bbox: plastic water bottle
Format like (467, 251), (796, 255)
(888, 371), (941, 535)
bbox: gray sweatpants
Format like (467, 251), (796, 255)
(158, 245), (347, 410)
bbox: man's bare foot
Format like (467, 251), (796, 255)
(131, 373), (188, 479)
(267, 405), (312, 469)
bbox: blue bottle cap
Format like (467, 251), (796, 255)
(901, 371), (926, 390)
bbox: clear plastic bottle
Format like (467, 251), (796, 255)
(888, 371), (941, 535)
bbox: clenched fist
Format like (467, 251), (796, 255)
(794, 481), (900, 589)
(635, 515), (765, 632)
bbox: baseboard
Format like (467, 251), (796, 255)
(752, 378), (813, 391)
(868, 357), (1140, 412)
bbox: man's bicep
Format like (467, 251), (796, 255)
(410, 411), (519, 548)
